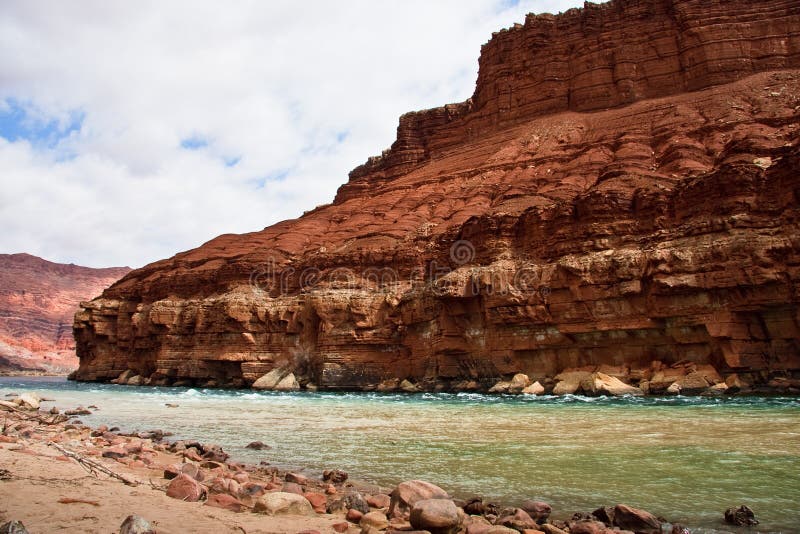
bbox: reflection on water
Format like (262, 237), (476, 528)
(1, 376), (798, 532)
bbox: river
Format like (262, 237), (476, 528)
(1, 376), (797, 532)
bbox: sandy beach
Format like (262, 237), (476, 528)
(0, 444), (343, 533)
(0, 397), (364, 534)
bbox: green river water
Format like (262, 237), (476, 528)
(1, 377), (797, 533)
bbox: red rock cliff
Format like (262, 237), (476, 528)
(73, 0), (800, 392)
(0, 254), (130, 374)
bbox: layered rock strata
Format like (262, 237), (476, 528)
(0, 254), (129, 373)
(73, 0), (800, 393)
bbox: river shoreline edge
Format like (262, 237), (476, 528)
(1, 388), (774, 534)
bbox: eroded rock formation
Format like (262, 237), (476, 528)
(0, 254), (129, 374)
(73, 0), (800, 392)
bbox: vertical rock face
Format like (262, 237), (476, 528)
(0, 254), (130, 373)
(339, 0), (800, 196)
(73, 0), (800, 390)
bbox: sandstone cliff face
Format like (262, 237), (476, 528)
(0, 254), (130, 374)
(74, 0), (800, 392)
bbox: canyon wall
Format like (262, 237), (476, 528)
(73, 0), (800, 392)
(0, 254), (130, 374)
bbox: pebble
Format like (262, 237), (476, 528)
(119, 515), (156, 534)
(0, 520), (29, 534)
(346, 508), (364, 522)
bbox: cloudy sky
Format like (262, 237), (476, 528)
(0, 0), (582, 269)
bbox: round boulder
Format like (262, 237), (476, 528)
(360, 511), (389, 530)
(409, 498), (461, 534)
(119, 515), (156, 534)
(254, 492), (315, 516)
(345, 508), (363, 523)
(521, 499), (551, 523)
(673, 371), (710, 395)
(18, 393), (40, 410)
(304, 491), (328, 514)
(274, 373), (300, 391)
(179, 462), (205, 482)
(552, 371), (592, 395)
(522, 381), (545, 395)
(344, 491), (370, 514)
(496, 507), (537, 531)
(165, 473), (206, 502)
(400, 379), (419, 393)
(282, 482), (305, 495)
(613, 504), (661, 533)
(0, 522), (29, 534)
(323, 469), (348, 483)
(389, 480), (449, 519)
(724, 505), (758, 526)
(591, 372), (643, 396)
(367, 493), (391, 509)
(509, 373), (531, 392)
(252, 368), (288, 390)
(462, 497), (485, 515)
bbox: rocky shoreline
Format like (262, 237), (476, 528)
(87, 361), (800, 398)
(0, 370), (67, 377)
(0, 392), (763, 533)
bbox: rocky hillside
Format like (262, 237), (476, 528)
(73, 0), (800, 394)
(0, 254), (129, 374)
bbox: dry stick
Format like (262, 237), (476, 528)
(57, 497), (100, 506)
(149, 477), (168, 492)
(48, 441), (139, 487)
(0, 403), (65, 425)
(0, 403), (37, 419)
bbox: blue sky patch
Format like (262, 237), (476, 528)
(180, 135), (209, 150)
(0, 98), (84, 148)
(250, 168), (291, 189)
(223, 155), (241, 167)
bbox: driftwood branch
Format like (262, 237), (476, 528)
(48, 441), (139, 486)
(0, 402), (67, 425)
(0, 402), (37, 418)
(149, 477), (168, 492)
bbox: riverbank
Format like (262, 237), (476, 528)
(0, 392), (702, 534)
(75, 361), (800, 398)
(0, 370), (69, 377)
(0, 394), (375, 533)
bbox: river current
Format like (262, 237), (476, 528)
(1, 376), (797, 532)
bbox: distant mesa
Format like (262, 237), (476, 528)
(0, 253), (130, 375)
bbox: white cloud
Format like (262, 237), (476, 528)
(0, 0), (583, 268)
